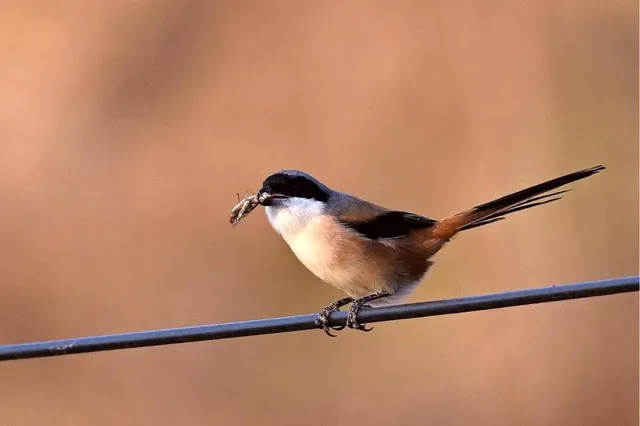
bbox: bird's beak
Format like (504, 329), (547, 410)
(257, 186), (288, 206)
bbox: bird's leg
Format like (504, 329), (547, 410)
(315, 296), (354, 337)
(346, 291), (392, 332)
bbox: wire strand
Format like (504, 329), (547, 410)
(0, 276), (637, 362)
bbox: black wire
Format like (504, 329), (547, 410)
(0, 276), (637, 362)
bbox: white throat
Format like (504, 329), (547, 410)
(265, 197), (325, 236)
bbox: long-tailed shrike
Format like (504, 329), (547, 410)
(252, 165), (605, 336)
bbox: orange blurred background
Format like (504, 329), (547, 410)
(0, 1), (637, 425)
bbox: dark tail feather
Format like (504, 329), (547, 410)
(431, 165), (605, 240)
(461, 165), (604, 231)
(460, 190), (570, 231)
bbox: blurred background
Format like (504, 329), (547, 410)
(0, 1), (637, 425)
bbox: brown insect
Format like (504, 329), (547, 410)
(229, 191), (271, 226)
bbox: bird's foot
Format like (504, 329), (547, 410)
(345, 291), (392, 332)
(315, 297), (353, 337)
(346, 301), (374, 332)
(315, 308), (346, 337)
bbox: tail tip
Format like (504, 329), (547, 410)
(587, 165), (606, 173)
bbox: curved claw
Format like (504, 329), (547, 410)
(330, 323), (347, 332)
(346, 319), (374, 332)
(346, 303), (375, 332)
(322, 327), (338, 337)
(315, 314), (346, 337)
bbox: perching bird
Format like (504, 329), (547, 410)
(254, 165), (605, 335)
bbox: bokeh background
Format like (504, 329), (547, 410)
(0, 1), (637, 425)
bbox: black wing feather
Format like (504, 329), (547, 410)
(340, 211), (437, 240)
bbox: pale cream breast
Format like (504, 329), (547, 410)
(282, 215), (339, 282)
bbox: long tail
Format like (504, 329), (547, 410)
(430, 165), (605, 241)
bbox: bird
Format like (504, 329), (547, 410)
(254, 165), (605, 336)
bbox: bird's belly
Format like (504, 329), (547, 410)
(281, 217), (396, 297)
(285, 224), (346, 284)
